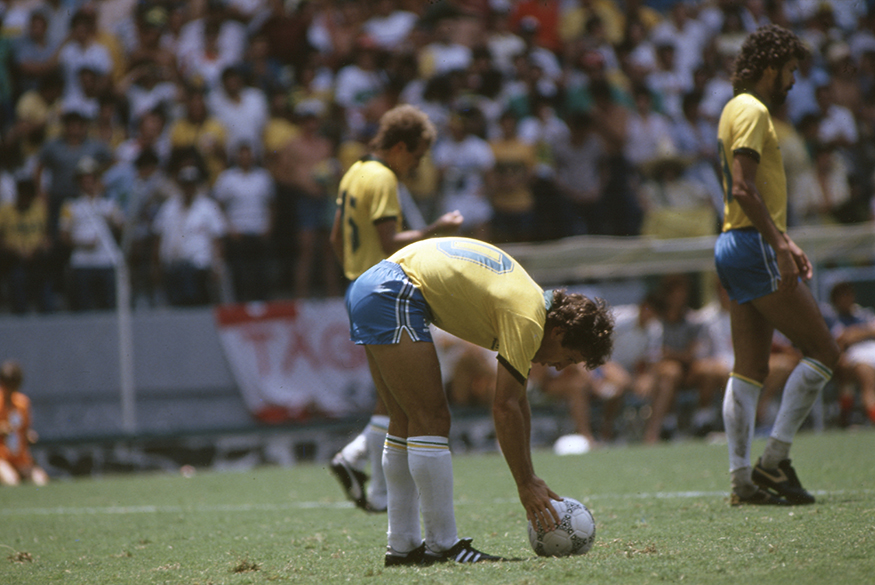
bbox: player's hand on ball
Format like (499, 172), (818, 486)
(519, 476), (563, 531)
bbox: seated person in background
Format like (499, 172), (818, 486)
(649, 274), (729, 442)
(824, 282), (875, 426)
(0, 360), (49, 486)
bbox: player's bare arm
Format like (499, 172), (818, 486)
(492, 364), (562, 531)
(374, 211), (464, 257)
(731, 153), (803, 291)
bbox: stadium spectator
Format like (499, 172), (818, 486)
(0, 360), (48, 486)
(58, 155), (125, 311)
(0, 179), (53, 313)
(153, 162), (227, 307)
(551, 110), (604, 236)
(12, 8), (60, 96)
(115, 108), (170, 166)
(208, 65), (269, 161)
(825, 282), (875, 427)
(168, 84), (228, 185)
(35, 106), (113, 238)
(213, 142), (275, 303)
(362, 0), (417, 51)
(57, 10), (113, 104)
(487, 109), (536, 243)
(334, 36), (387, 138)
(432, 108), (495, 240)
(9, 69), (64, 163)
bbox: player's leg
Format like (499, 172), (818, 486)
(723, 298), (779, 503)
(366, 348), (423, 563)
(749, 284), (839, 504)
(367, 334), (457, 555)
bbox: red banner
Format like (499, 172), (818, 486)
(214, 299), (373, 423)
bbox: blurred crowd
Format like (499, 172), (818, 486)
(0, 0), (874, 314)
(441, 273), (875, 447)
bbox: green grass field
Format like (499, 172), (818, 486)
(1, 429), (873, 585)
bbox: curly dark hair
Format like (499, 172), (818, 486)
(545, 290), (614, 370)
(370, 104), (437, 152)
(731, 24), (808, 94)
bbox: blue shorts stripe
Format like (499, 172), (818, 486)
(715, 229), (782, 304)
(346, 260), (433, 345)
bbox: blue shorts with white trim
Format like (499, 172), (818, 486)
(345, 260), (433, 345)
(714, 228), (780, 304)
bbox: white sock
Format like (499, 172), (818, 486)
(722, 374), (762, 473)
(340, 433), (368, 471)
(407, 435), (457, 553)
(768, 358), (832, 453)
(366, 415), (390, 508)
(383, 435), (421, 553)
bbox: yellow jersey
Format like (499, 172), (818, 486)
(717, 93), (787, 232)
(336, 157), (402, 280)
(390, 237), (547, 382)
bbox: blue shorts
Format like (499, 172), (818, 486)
(346, 260), (434, 345)
(714, 228), (780, 304)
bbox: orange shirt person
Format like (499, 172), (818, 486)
(0, 360), (48, 486)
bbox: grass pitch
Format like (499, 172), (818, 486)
(1, 429), (873, 585)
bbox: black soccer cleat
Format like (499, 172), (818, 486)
(730, 487), (791, 506)
(424, 538), (505, 564)
(752, 458), (816, 505)
(329, 452), (369, 510)
(385, 542), (427, 567)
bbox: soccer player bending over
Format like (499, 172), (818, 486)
(345, 237), (614, 565)
(716, 25), (840, 506)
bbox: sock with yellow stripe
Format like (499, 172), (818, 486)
(722, 374), (762, 475)
(365, 415), (389, 509)
(407, 435), (457, 553)
(383, 435), (421, 553)
(763, 358), (832, 468)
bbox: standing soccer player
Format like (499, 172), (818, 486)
(328, 105), (463, 512)
(347, 237), (614, 565)
(716, 25), (840, 505)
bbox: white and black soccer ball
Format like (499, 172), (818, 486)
(527, 497), (596, 557)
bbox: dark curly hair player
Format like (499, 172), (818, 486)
(716, 24), (839, 507)
(344, 236), (614, 566)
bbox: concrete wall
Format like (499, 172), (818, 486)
(0, 308), (253, 441)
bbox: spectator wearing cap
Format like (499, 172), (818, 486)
(34, 106), (112, 239)
(169, 84), (228, 185)
(0, 179), (54, 313)
(12, 9), (60, 96)
(56, 10), (113, 103)
(152, 162), (227, 307)
(58, 156), (125, 311)
(121, 5), (175, 74)
(213, 142), (275, 302)
(207, 65), (269, 160)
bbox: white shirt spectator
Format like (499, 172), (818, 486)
(609, 304), (663, 372)
(818, 103), (859, 146)
(362, 9), (417, 50)
(333, 64), (385, 110)
(433, 133), (495, 227)
(154, 192), (227, 269)
(177, 18), (247, 70)
(207, 87), (269, 158)
(57, 42), (113, 100)
(213, 165), (275, 236)
(59, 196), (125, 269)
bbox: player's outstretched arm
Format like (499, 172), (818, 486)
(492, 364), (562, 531)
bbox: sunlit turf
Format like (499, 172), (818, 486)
(1, 429), (873, 584)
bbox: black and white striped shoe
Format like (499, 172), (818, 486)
(425, 538), (504, 564)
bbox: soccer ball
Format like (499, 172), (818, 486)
(527, 497), (596, 557)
